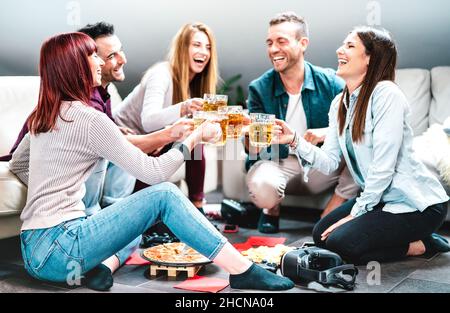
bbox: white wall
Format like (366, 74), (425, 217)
(1, 0), (449, 100)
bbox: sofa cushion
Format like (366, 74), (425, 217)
(0, 76), (40, 156)
(0, 76), (123, 156)
(0, 162), (27, 216)
(395, 69), (431, 136)
(430, 66), (450, 126)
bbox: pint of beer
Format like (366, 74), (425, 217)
(193, 111), (207, 129)
(214, 94), (228, 110)
(203, 94), (228, 111)
(193, 111), (228, 146)
(218, 106), (243, 138)
(249, 113), (275, 147)
(215, 113), (229, 146)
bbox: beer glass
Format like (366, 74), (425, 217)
(202, 94), (216, 111)
(249, 113), (275, 147)
(193, 110), (208, 130)
(219, 106), (243, 138)
(203, 94), (228, 111)
(193, 111), (228, 146)
(214, 112), (229, 146)
(214, 94), (228, 109)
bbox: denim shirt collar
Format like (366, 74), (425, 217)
(303, 62), (315, 92)
(343, 85), (363, 110)
(273, 61), (316, 97)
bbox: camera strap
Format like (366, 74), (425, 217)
(297, 264), (358, 290)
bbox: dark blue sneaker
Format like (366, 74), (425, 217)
(257, 212), (279, 234)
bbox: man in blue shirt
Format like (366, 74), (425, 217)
(245, 12), (359, 233)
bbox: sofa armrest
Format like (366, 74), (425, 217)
(0, 162), (27, 217)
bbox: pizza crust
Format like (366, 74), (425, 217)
(143, 242), (210, 264)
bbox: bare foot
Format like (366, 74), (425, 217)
(321, 193), (347, 218)
(407, 240), (426, 256)
(192, 199), (206, 209)
(102, 255), (120, 274)
(263, 205), (280, 217)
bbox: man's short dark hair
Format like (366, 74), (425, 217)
(78, 22), (114, 40)
(269, 12), (309, 38)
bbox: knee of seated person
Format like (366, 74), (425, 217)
(248, 185), (281, 209)
(325, 233), (363, 264)
(312, 224), (326, 248)
(156, 181), (180, 193)
(247, 179), (282, 208)
(325, 233), (350, 256)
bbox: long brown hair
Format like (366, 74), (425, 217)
(338, 26), (397, 142)
(28, 32), (96, 134)
(168, 22), (218, 104)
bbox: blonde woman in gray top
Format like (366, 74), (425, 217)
(114, 22), (219, 211)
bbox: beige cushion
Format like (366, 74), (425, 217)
(0, 76), (40, 156)
(0, 162), (27, 216)
(430, 66), (450, 126)
(395, 69), (431, 136)
(0, 215), (22, 240)
(0, 76), (123, 156)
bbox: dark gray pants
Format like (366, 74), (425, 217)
(313, 198), (448, 265)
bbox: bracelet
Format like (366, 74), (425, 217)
(289, 132), (298, 149)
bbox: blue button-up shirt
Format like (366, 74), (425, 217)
(296, 81), (449, 217)
(246, 61), (344, 171)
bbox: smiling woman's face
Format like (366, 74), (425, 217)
(336, 31), (370, 82)
(188, 31), (211, 76)
(88, 52), (105, 87)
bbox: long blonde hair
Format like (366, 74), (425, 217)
(168, 22), (218, 104)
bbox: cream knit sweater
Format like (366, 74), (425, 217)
(9, 101), (184, 230)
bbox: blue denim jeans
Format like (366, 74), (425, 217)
(81, 160), (139, 264)
(20, 182), (227, 283)
(83, 161), (136, 215)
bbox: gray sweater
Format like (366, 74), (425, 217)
(9, 101), (184, 230)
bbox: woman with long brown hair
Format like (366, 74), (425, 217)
(9, 32), (294, 291)
(113, 22), (218, 212)
(273, 26), (449, 264)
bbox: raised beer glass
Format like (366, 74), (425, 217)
(218, 105), (243, 138)
(249, 113), (275, 147)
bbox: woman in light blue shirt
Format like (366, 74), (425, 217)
(273, 26), (449, 264)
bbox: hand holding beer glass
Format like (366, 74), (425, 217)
(181, 98), (204, 117)
(270, 119), (297, 145)
(193, 111), (228, 146)
(167, 118), (195, 141)
(248, 113), (276, 147)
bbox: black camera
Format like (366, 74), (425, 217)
(281, 246), (358, 290)
(220, 199), (259, 228)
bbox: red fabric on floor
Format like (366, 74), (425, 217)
(246, 236), (287, 247)
(124, 251), (151, 265)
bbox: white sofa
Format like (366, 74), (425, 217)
(222, 67), (450, 220)
(0, 77), (218, 240)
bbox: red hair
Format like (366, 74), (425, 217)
(28, 32), (97, 134)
